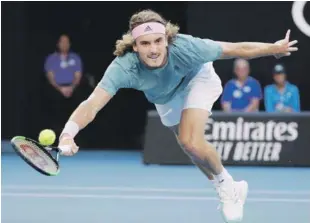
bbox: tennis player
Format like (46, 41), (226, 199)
(58, 10), (298, 222)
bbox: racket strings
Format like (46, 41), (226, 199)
(15, 139), (58, 172)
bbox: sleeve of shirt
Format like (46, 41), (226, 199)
(290, 86), (301, 112)
(97, 61), (132, 96)
(175, 34), (223, 63)
(264, 86), (275, 112)
(250, 79), (263, 99)
(74, 54), (82, 73)
(221, 81), (233, 104)
(201, 38), (223, 61)
(44, 55), (53, 73)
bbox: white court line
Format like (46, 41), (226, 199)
(3, 185), (310, 195)
(2, 192), (310, 203)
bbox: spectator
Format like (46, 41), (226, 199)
(43, 34), (83, 136)
(45, 34), (82, 98)
(264, 64), (300, 112)
(221, 59), (262, 112)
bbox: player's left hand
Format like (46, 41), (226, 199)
(274, 29), (298, 59)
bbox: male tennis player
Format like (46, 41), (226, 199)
(58, 10), (298, 222)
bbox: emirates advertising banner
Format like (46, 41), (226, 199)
(203, 114), (308, 165)
(143, 112), (310, 166)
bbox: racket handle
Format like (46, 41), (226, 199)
(58, 145), (72, 155)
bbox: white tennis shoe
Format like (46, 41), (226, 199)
(216, 180), (248, 222)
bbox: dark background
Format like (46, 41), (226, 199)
(2, 2), (310, 149)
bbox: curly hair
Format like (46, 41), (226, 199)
(113, 9), (179, 56)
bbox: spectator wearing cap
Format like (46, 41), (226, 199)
(264, 64), (300, 112)
(221, 59), (263, 112)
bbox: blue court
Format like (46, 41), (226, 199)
(2, 151), (310, 223)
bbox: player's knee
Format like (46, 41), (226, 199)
(178, 135), (202, 156)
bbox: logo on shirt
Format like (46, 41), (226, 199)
(60, 59), (76, 69)
(243, 86), (251, 93)
(68, 59), (76, 66)
(233, 90), (242, 98)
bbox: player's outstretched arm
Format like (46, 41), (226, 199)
(217, 30), (298, 60)
(58, 86), (112, 155)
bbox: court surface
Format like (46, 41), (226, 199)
(2, 150), (310, 223)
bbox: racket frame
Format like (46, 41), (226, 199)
(10, 136), (61, 176)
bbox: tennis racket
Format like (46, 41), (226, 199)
(10, 136), (71, 176)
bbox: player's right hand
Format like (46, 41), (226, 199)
(58, 134), (79, 156)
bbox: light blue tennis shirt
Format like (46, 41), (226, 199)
(264, 82), (300, 112)
(98, 34), (223, 104)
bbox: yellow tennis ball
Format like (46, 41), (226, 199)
(38, 129), (56, 146)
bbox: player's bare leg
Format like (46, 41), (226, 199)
(178, 109), (223, 175)
(170, 125), (215, 181)
(176, 108), (248, 223)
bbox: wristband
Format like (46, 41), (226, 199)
(60, 120), (80, 139)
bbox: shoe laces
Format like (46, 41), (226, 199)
(216, 182), (239, 204)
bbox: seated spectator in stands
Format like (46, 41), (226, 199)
(221, 59), (262, 112)
(43, 34), (83, 135)
(264, 64), (300, 112)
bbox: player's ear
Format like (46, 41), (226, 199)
(165, 35), (168, 47)
(133, 43), (138, 52)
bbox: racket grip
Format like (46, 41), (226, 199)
(58, 145), (72, 155)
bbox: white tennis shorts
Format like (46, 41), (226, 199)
(155, 62), (223, 127)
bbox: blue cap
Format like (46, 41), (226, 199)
(273, 64), (286, 74)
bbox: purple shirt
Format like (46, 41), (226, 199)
(44, 52), (82, 85)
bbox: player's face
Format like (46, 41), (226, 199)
(58, 35), (70, 53)
(133, 33), (168, 68)
(273, 73), (286, 85)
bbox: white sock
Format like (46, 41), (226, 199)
(214, 168), (233, 184)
